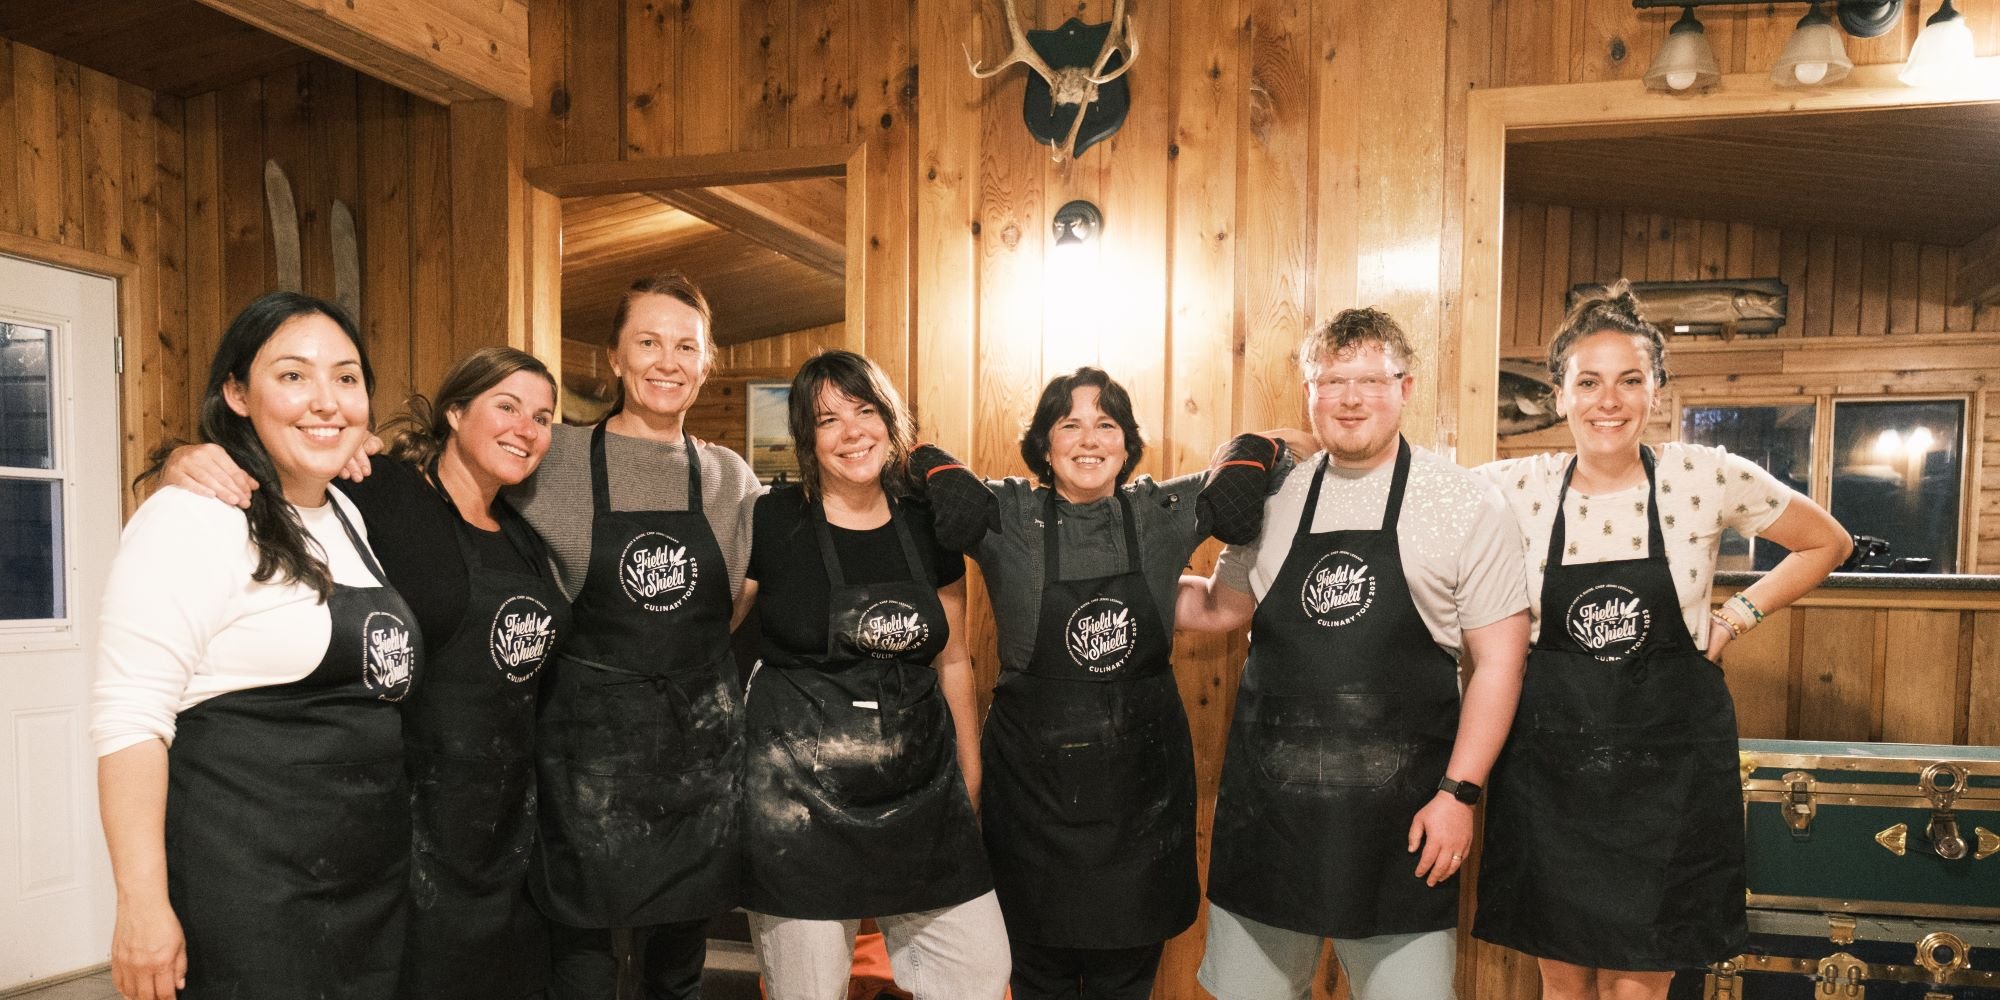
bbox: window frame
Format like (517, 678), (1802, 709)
(0, 308), (79, 650)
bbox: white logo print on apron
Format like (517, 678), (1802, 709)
(619, 531), (700, 611)
(1300, 550), (1376, 627)
(856, 600), (929, 657)
(488, 595), (557, 682)
(1564, 583), (1653, 662)
(362, 610), (415, 701)
(1065, 596), (1136, 672)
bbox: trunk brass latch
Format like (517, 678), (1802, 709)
(1783, 770), (1817, 839)
(1817, 952), (1868, 997)
(1921, 762), (1970, 861)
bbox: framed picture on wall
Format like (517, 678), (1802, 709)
(747, 381), (796, 484)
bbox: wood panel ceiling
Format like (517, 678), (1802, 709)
(0, 0), (313, 96)
(561, 177), (846, 352)
(1507, 103), (2000, 247)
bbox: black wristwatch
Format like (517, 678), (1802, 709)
(1438, 777), (1482, 805)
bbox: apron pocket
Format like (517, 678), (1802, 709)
(800, 671), (949, 807)
(1251, 694), (1405, 788)
(410, 751), (533, 876)
(290, 756), (408, 884)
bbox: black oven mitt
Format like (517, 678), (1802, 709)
(1198, 433), (1282, 545)
(909, 443), (998, 551)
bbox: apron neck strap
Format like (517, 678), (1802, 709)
(813, 498), (928, 590)
(324, 488), (390, 585)
(1548, 446), (1664, 566)
(1042, 488), (1140, 581)
(1295, 436), (1412, 536)
(590, 421), (703, 516)
(424, 454), (546, 573)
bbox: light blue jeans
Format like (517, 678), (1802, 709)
(1198, 904), (1457, 1000)
(747, 890), (1011, 1000)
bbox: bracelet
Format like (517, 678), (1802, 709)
(1709, 611), (1743, 640)
(1728, 592), (1765, 624)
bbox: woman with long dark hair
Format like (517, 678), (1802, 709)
(162, 345), (569, 999)
(1472, 282), (1849, 1000)
(737, 349), (1009, 1000)
(94, 292), (416, 999)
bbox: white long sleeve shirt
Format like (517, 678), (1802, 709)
(90, 485), (382, 757)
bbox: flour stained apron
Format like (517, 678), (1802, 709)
(166, 499), (419, 999)
(744, 502), (989, 919)
(400, 494), (567, 999)
(1207, 441), (1463, 939)
(983, 489), (1197, 948)
(1475, 447), (1746, 970)
(532, 425), (741, 927)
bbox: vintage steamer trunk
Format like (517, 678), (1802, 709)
(1699, 740), (2000, 999)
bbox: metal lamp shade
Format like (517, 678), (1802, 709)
(1770, 6), (1853, 87)
(1900, 2), (1976, 87)
(1644, 12), (1721, 92)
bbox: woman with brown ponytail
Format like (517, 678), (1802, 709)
(1471, 281), (1850, 1000)
(158, 344), (570, 1000)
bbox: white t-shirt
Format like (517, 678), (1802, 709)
(1214, 444), (1530, 659)
(1477, 441), (1795, 646)
(90, 486), (384, 757)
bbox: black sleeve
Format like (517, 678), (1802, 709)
(335, 459), (471, 655)
(901, 498), (967, 588)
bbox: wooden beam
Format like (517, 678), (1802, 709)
(648, 181), (844, 279)
(1957, 222), (2000, 308)
(525, 145), (853, 197)
(191, 0), (529, 107)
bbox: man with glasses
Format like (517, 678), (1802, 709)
(1177, 308), (1531, 1000)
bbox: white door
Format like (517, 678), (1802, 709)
(0, 254), (120, 986)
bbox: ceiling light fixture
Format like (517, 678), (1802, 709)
(1644, 7), (1723, 91)
(1773, 2), (1856, 86)
(1901, 0), (1977, 86)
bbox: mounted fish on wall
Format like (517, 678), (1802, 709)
(1498, 360), (1562, 437)
(1568, 278), (1789, 340)
(966, 0), (1139, 162)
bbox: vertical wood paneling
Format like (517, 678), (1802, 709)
(0, 42), (18, 236)
(678, 0), (736, 155)
(911, 0), (976, 450)
(1860, 238), (1891, 337)
(735, 0), (792, 153)
(1724, 606), (1791, 739)
(153, 95), (190, 447)
(1099, 0), (1172, 480)
(15, 44), (63, 243)
(359, 76), (415, 411)
(1881, 609), (1963, 743)
(851, 0), (912, 386)
(409, 97), (455, 392)
(1973, 612), (2000, 746)
(214, 78), (266, 313)
(789, 0), (851, 148)
(182, 92), (223, 426)
(52, 57), (83, 247)
(1237, 0), (1313, 435)
(623, 0), (679, 157)
(1798, 608), (1878, 741)
(79, 68), (122, 259)
(119, 82), (163, 452)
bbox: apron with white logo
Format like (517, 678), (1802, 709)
(1207, 440), (1463, 938)
(531, 424), (741, 927)
(982, 489), (1197, 948)
(166, 499), (419, 998)
(743, 501), (989, 919)
(400, 485), (568, 1000)
(1475, 446), (1746, 970)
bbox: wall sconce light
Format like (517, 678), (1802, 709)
(1644, 7), (1723, 91)
(1901, 0), (1976, 86)
(1052, 200), (1103, 247)
(1772, 2), (1855, 86)
(1632, 0), (1933, 88)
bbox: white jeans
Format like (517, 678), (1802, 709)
(1198, 904), (1458, 1000)
(747, 891), (1011, 1000)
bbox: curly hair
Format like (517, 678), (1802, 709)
(1297, 307), (1417, 375)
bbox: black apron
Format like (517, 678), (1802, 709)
(1206, 440), (1463, 939)
(399, 489), (568, 1000)
(1474, 447), (1746, 970)
(165, 499), (418, 999)
(743, 501), (990, 919)
(531, 425), (742, 927)
(982, 490), (1198, 949)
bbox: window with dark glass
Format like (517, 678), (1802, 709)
(1830, 399), (1964, 574)
(1680, 402), (1814, 571)
(0, 321), (64, 621)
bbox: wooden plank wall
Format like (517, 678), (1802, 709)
(1498, 200), (2000, 571)
(0, 40), (185, 492)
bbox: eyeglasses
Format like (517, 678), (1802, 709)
(1311, 372), (1406, 398)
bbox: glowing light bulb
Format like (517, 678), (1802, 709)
(1666, 70), (1698, 91)
(1793, 61), (1828, 85)
(1907, 426), (1935, 454)
(1874, 429), (1903, 459)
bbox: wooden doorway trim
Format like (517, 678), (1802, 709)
(521, 143), (869, 391)
(0, 231), (146, 512)
(1455, 57), (2000, 466)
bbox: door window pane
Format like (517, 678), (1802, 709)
(0, 322), (54, 470)
(0, 478), (65, 620)
(1831, 399), (1963, 574)
(1681, 403), (1814, 571)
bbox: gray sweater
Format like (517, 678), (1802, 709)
(507, 422), (761, 602)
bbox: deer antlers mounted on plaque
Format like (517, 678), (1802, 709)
(965, 0), (1139, 162)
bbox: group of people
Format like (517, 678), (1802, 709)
(88, 270), (1850, 1000)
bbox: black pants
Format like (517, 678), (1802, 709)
(1009, 940), (1166, 1000)
(547, 918), (709, 1000)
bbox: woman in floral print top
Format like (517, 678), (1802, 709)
(1470, 281), (1849, 1000)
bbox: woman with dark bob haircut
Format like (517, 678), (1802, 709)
(735, 349), (1010, 999)
(160, 345), (570, 999)
(95, 292), (419, 999)
(915, 366), (1296, 1000)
